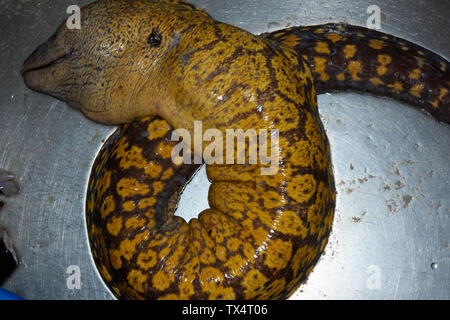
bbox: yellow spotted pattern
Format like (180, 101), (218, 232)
(264, 23), (449, 122)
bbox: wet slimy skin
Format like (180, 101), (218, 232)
(21, 0), (449, 299)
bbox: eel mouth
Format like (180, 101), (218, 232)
(21, 34), (73, 95)
(21, 51), (72, 76)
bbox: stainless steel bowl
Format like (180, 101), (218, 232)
(0, 0), (448, 299)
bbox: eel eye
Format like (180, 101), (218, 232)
(147, 30), (162, 47)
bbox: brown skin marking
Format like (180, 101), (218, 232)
(22, 1), (449, 300)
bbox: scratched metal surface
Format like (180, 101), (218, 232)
(0, 0), (448, 300)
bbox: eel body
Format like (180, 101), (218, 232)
(20, 0), (449, 299)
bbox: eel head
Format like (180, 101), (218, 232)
(21, 0), (208, 124)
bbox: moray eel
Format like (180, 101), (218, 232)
(21, 0), (449, 299)
(262, 23), (450, 123)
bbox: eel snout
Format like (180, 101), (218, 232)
(21, 34), (72, 99)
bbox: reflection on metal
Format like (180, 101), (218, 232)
(0, 0), (448, 299)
